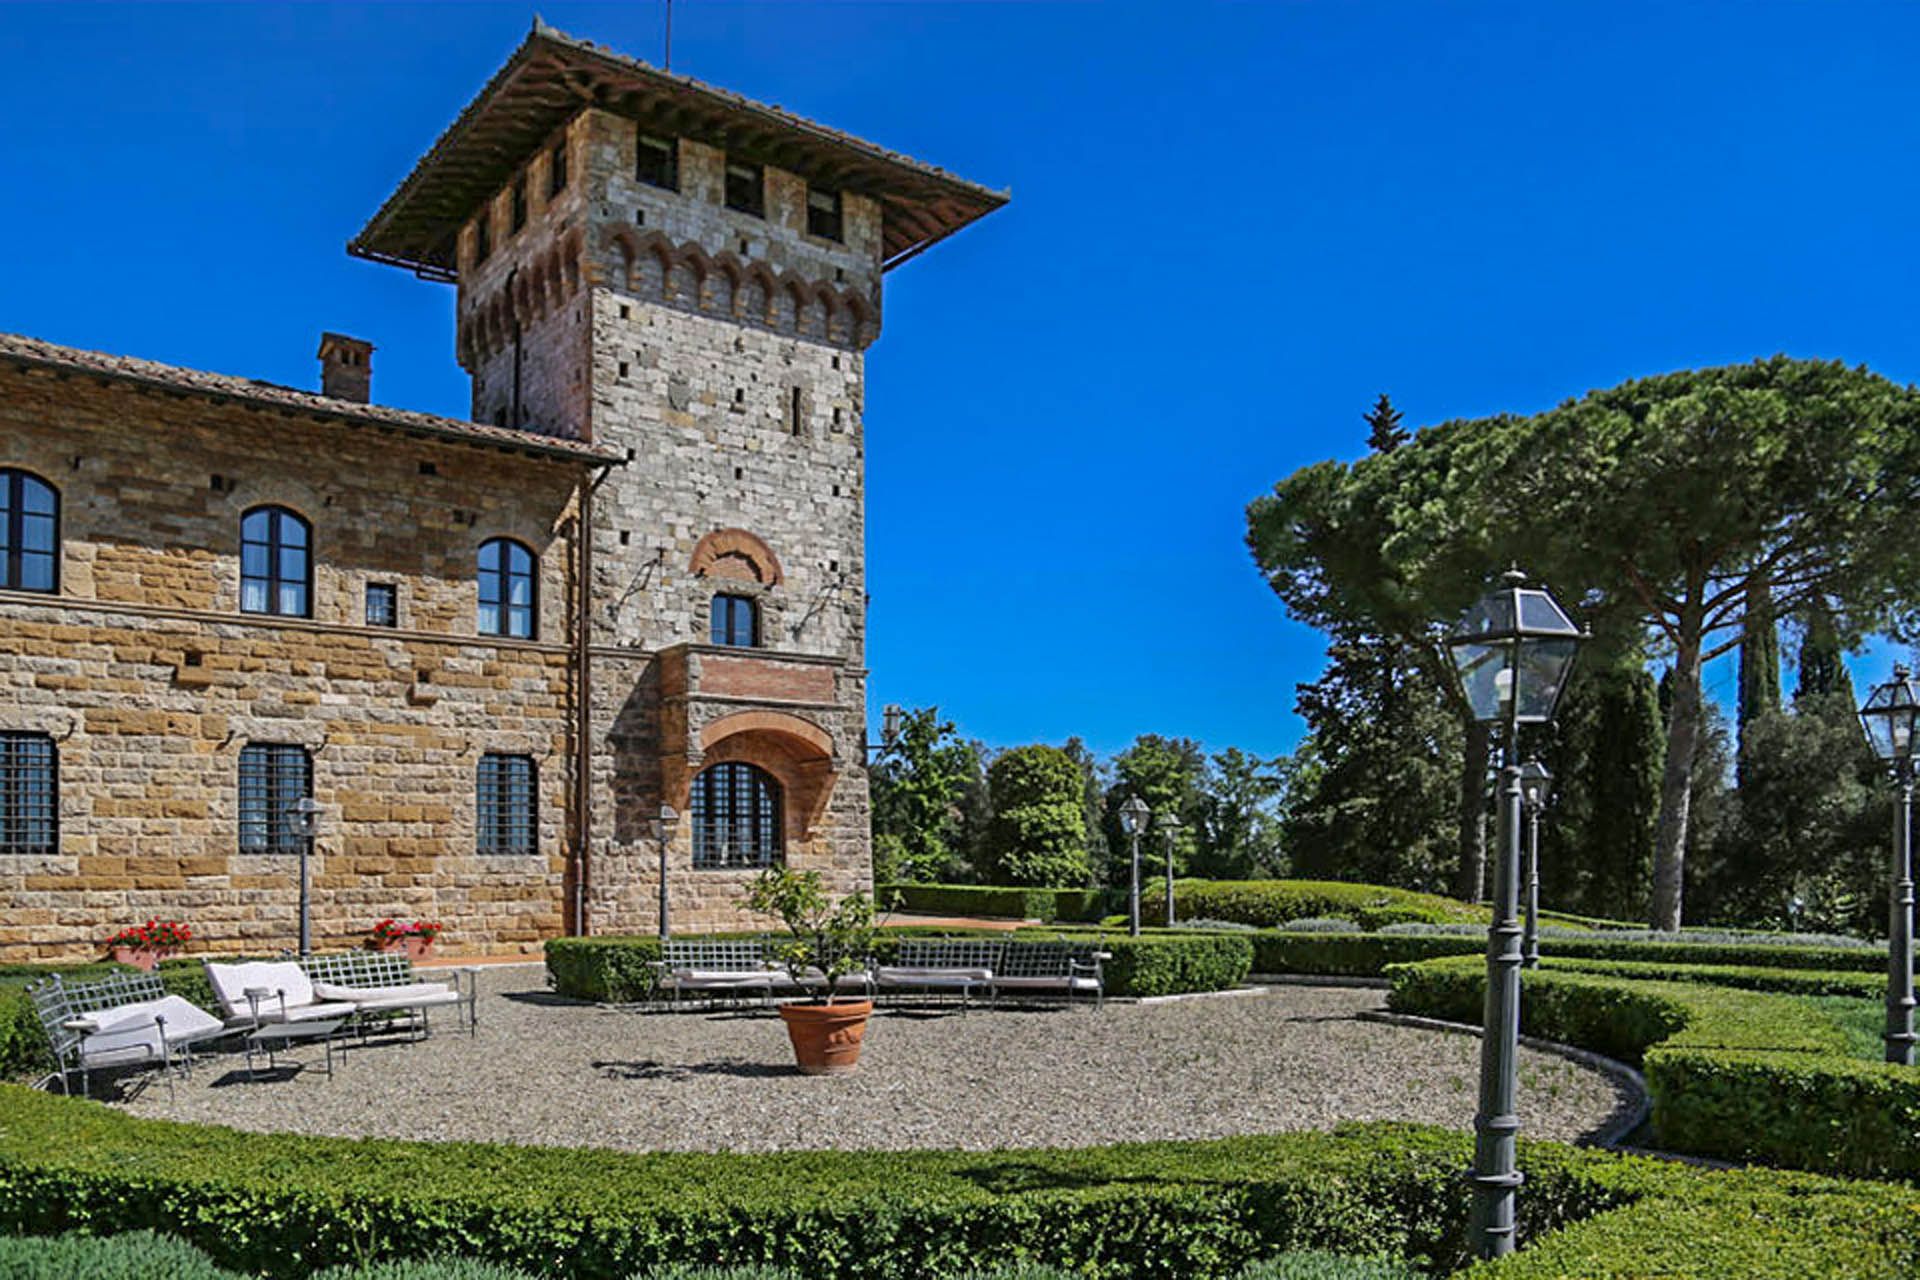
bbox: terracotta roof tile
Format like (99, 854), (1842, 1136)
(0, 332), (624, 466)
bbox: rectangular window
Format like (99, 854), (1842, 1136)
(239, 743), (311, 855)
(365, 582), (398, 628)
(0, 733), (56, 856)
(636, 131), (678, 191)
(477, 754), (537, 856)
(709, 594), (759, 648)
(548, 142), (568, 198)
(474, 211), (491, 264)
(724, 161), (764, 217)
(806, 186), (842, 241)
(511, 180), (528, 234)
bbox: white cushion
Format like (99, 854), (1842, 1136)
(313, 980), (452, 1004)
(205, 960), (316, 1018)
(991, 976), (1072, 990)
(668, 970), (775, 987)
(264, 1001), (359, 1024)
(875, 966), (993, 986)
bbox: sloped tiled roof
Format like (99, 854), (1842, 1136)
(0, 332), (624, 466)
(351, 21), (1008, 278)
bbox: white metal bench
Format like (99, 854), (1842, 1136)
(992, 940), (1109, 1007)
(653, 939), (781, 1006)
(300, 950), (476, 1037)
(874, 939), (999, 1007)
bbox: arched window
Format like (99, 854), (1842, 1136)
(710, 594), (759, 648)
(691, 761), (782, 869)
(240, 506), (311, 617)
(478, 538), (537, 639)
(0, 469), (59, 594)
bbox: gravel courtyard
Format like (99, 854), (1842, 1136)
(125, 967), (1636, 1153)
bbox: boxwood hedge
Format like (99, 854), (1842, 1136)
(1252, 930), (1884, 979)
(1, 1088), (1916, 1278)
(545, 931), (1252, 1001)
(1143, 881), (1485, 931)
(1385, 956), (1920, 1180)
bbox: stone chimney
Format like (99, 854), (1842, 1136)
(317, 333), (374, 404)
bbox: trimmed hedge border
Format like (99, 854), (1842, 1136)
(877, 884), (1112, 923)
(1253, 931), (1885, 979)
(1, 1089), (1916, 1278)
(1143, 881), (1485, 931)
(1385, 955), (1920, 1181)
(545, 931), (1252, 1001)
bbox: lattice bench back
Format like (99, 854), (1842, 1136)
(893, 939), (1003, 971)
(27, 970), (168, 1065)
(662, 939), (771, 972)
(995, 941), (1073, 979)
(300, 951), (417, 989)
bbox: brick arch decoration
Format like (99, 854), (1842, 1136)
(692, 709), (838, 836)
(689, 528), (783, 587)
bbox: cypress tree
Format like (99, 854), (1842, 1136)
(1794, 597), (1855, 705)
(1541, 660), (1662, 921)
(1736, 577), (1780, 785)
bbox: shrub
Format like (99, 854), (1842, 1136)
(1083, 933), (1252, 997)
(1238, 1254), (1424, 1279)
(0, 1230), (240, 1279)
(1145, 881), (1483, 931)
(315, 1261), (542, 1280)
(1385, 956), (1920, 1180)
(1272, 917), (1362, 933)
(878, 884), (1069, 922)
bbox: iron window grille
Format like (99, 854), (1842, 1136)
(807, 186), (843, 241)
(238, 743), (311, 855)
(0, 732), (56, 856)
(691, 762), (782, 869)
(240, 506), (312, 617)
(365, 582), (398, 628)
(548, 142), (568, 198)
(710, 594), (759, 648)
(477, 754), (537, 856)
(637, 132), (678, 191)
(0, 469), (59, 594)
(478, 538), (537, 639)
(724, 161), (765, 217)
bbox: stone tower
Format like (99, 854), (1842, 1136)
(350, 22), (1005, 934)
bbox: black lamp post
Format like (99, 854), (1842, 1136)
(1518, 761), (1552, 970)
(1446, 569), (1583, 1261)
(1119, 795), (1151, 937)
(1859, 663), (1918, 1067)
(654, 803), (679, 943)
(1158, 810), (1183, 928)
(287, 796), (322, 957)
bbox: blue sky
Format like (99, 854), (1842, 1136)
(3, 2), (1915, 759)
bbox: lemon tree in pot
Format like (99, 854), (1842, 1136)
(746, 866), (878, 1075)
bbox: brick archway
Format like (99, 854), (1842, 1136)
(689, 528), (783, 587)
(674, 709), (836, 839)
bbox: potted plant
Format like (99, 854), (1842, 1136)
(746, 867), (879, 1076)
(105, 920), (191, 971)
(369, 918), (444, 961)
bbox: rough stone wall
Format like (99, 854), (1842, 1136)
(0, 371), (582, 961)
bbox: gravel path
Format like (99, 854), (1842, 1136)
(124, 968), (1635, 1153)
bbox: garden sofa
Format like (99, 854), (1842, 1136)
(27, 970), (228, 1098)
(205, 956), (473, 1039)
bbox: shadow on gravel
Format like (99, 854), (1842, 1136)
(592, 1057), (789, 1081)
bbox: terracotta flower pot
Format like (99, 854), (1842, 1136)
(111, 946), (175, 972)
(376, 937), (436, 961)
(777, 1000), (873, 1076)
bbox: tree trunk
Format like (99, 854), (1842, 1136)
(1650, 638), (1703, 931)
(1455, 719), (1490, 902)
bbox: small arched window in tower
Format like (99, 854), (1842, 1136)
(710, 594), (759, 648)
(691, 761), (782, 869)
(0, 468), (60, 593)
(240, 506), (311, 617)
(478, 537), (537, 639)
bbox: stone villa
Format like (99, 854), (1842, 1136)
(0, 22), (1003, 961)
